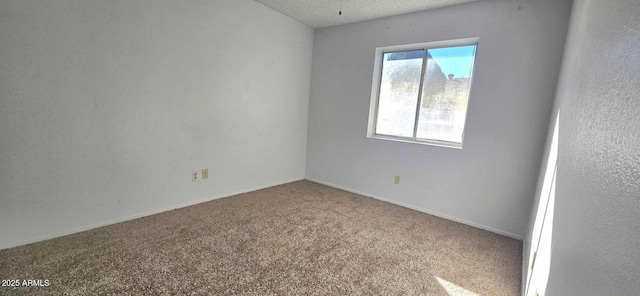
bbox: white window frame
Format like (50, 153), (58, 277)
(366, 37), (479, 149)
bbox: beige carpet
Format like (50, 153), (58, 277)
(0, 180), (521, 295)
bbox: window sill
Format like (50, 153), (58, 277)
(367, 134), (463, 150)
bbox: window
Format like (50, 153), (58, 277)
(367, 38), (478, 148)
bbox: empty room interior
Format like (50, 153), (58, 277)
(1, 0), (638, 295)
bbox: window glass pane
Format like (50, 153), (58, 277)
(416, 45), (476, 144)
(375, 50), (424, 138)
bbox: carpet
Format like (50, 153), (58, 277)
(0, 180), (521, 295)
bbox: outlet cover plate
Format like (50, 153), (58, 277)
(192, 171), (199, 181)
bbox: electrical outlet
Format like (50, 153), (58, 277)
(394, 176), (400, 185)
(202, 168), (208, 179)
(192, 170), (199, 181)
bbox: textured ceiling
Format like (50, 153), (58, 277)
(254, 0), (478, 28)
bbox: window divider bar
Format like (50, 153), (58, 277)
(412, 49), (428, 140)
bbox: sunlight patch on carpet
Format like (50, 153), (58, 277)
(436, 276), (478, 296)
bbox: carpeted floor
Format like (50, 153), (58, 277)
(0, 180), (522, 295)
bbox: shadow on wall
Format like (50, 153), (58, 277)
(526, 111), (560, 296)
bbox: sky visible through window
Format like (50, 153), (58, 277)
(428, 45), (476, 78)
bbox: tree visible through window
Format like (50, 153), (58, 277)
(369, 41), (477, 148)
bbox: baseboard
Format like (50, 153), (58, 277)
(0, 177), (304, 250)
(305, 177), (524, 240)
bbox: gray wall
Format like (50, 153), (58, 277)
(0, 0), (313, 249)
(306, 0), (571, 238)
(543, 0), (640, 294)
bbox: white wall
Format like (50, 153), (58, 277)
(306, 0), (571, 238)
(0, 0), (313, 249)
(542, 0), (640, 294)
